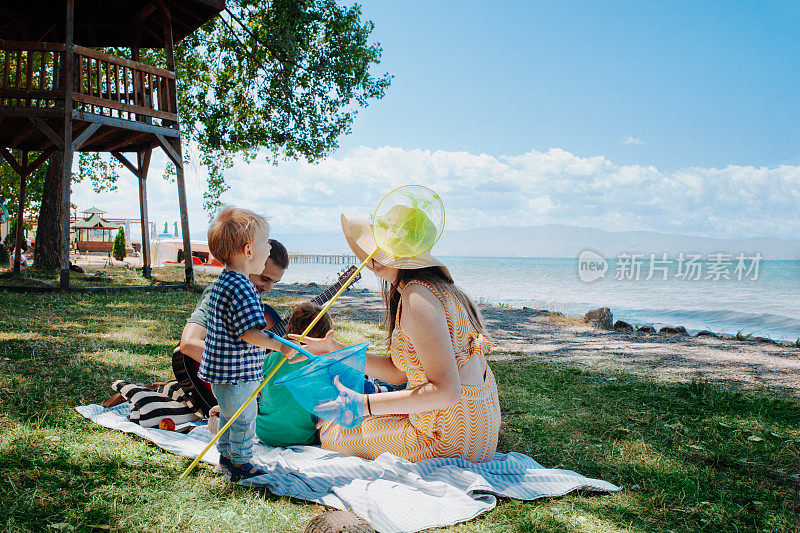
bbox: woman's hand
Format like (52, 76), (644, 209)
(313, 376), (365, 429)
(287, 330), (343, 358)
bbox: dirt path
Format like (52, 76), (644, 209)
(272, 284), (800, 397)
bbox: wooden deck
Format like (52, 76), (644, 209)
(0, 40), (179, 153)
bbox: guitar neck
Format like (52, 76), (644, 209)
(310, 281), (343, 306)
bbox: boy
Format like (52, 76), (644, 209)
(198, 207), (290, 482)
(256, 302), (333, 447)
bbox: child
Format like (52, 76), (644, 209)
(286, 302), (334, 340)
(198, 207), (289, 482)
(256, 302), (333, 447)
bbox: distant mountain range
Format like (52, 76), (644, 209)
(272, 224), (800, 260)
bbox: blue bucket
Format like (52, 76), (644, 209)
(274, 342), (369, 428)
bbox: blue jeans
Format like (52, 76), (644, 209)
(211, 381), (260, 464)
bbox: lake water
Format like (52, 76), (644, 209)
(278, 256), (800, 343)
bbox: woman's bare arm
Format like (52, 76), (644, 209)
(365, 353), (407, 385)
(287, 331), (408, 384)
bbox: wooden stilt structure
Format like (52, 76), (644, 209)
(0, 0), (225, 288)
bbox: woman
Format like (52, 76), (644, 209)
(293, 213), (501, 463)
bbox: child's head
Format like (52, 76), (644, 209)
(286, 303), (332, 339)
(207, 207), (270, 273)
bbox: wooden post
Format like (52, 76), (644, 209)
(60, 0), (75, 289)
(131, 45), (142, 118)
(13, 151), (28, 273)
(163, 6), (193, 286)
(137, 149), (152, 277)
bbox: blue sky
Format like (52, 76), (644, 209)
(76, 1), (800, 241)
(340, 1), (800, 170)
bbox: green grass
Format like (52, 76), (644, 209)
(1, 290), (798, 532)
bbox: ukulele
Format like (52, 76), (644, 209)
(172, 266), (361, 416)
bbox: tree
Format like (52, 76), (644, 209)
(112, 226), (127, 262)
(0, 153), (47, 217)
(31, 152), (65, 270)
(21, 0), (390, 270)
(0, 151), (47, 259)
(175, 0), (392, 212)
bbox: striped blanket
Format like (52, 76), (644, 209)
(76, 403), (621, 533)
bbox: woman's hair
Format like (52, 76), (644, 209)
(383, 266), (486, 347)
(286, 302), (332, 339)
(207, 206), (270, 265)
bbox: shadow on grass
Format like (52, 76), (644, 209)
(493, 360), (800, 532)
(1, 290), (798, 532)
(0, 429), (322, 531)
(0, 291), (323, 530)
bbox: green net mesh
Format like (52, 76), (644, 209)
(372, 185), (445, 258)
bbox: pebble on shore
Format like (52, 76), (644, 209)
(613, 320), (634, 332)
(659, 326), (688, 336)
(580, 305), (788, 345)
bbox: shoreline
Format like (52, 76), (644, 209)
(279, 256), (800, 344)
(273, 282), (800, 347)
(271, 282), (800, 397)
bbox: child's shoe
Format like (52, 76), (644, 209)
(215, 454), (232, 474)
(225, 460), (268, 483)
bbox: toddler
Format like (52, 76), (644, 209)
(198, 206), (289, 482)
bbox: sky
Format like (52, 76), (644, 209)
(74, 1), (800, 243)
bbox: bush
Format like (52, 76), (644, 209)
(112, 226), (127, 262)
(4, 218), (28, 252)
(0, 243), (8, 266)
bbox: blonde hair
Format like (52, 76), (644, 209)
(207, 207), (270, 265)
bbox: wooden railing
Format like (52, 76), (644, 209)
(0, 42), (64, 108)
(73, 45), (177, 123)
(0, 40), (177, 126)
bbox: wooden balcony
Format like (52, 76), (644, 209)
(0, 40), (179, 154)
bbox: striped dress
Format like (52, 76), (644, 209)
(319, 280), (501, 462)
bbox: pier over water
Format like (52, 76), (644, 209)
(288, 254), (358, 264)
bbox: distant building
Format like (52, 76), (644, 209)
(74, 207), (118, 253)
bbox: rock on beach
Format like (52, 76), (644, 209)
(613, 320), (633, 332)
(659, 326), (688, 336)
(585, 307), (613, 329)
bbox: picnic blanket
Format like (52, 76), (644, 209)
(76, 403), (621, 533)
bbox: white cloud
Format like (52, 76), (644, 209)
(72, 146), (800, 241)
(621, 136), (644, 145)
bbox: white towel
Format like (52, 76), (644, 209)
(76, 403), (621, 533)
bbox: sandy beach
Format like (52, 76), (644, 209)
(271, 283), (800, 398)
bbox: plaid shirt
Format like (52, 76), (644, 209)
(198, 270), (268, 384)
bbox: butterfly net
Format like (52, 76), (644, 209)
(372, 185), (445, 258)
(274, 342), (369, 428)
(273, 186), (445, 429)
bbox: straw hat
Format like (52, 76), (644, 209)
(340, 212), (452, 282)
